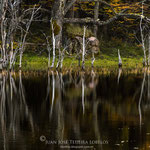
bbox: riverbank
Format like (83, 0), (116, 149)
(13, 38), (144, 71)
(13, 53), (144, 71)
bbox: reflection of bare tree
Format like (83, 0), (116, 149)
(93, 101), (103, 150)
(139, 68), (146, 131)
(60, 72), (64, 91)
(56, 71), (64, 140)
(45, 71), (104, 149)
(50, 71), (55, 117)
(46, 70), (51, 101)
(2, 70), (149, 149)
(81, 73), (85, 114)
(0, 71), (35, 149)
(91, 71), (103, 150)
(0, 73), (7, 150)
(19, 70), (26, 108)
(148, 68), (150, 101)
(19, 71), (35, 133)
(117, 68), (122, 84)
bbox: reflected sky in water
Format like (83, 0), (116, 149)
(0, 69), (150, 150)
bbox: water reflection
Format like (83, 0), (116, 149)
(81, 73), (85, 114)
(0, 71), (35, 150)
(0, 70), (150, 149)
(139, 68), (146, 132)
(117, 68), (122, 84)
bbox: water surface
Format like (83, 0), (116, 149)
(0, 70), (150, 150)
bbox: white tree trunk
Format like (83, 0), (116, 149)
(44, 34), (51, 69)
(58, 46), (67, 69)
(0, 0), (8, 67)
(60, 53), (64, 69)
(118, 49), (122, 67)
(51, 20), (56, 68)
(91, 53), (95, 68)
(82, 26), (86, 70)
(56, 48), (61, 69)
(140, 3), (147, 66)
(1, 16), (7, 67)
(9, 38), (14, 70)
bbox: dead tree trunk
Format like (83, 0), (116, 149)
(82, 26), (86, 70)
(118, 49), (122, 67)
(140, 3), (147, 66)
(51, 20), (56, 68)
(0, 0), (8, 68)
(19, 6), (39, 69)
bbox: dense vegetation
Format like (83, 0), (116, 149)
(0, 0), (150, 70)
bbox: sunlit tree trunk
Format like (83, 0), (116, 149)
(91, 53), (95, 68)
(44, 34), (51, 69)
(51, 20), (56, 68)
(118, 49), (122, 67)
(140, 3), (147, 66)
(82, 26), (86, 70)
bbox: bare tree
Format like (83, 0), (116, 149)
(56, 46), (68, 70)
(19, 6), (40, 69)
(140, 3), (147, 66)
(43, 34), (51, 69)
(0, 0), (8, 68)
(82, 26), (86, 70)
(91, 53), (95, 68)
(0, 0), (22, 70)
(51, 19), (56, 68)
(0, 1), (40, 70)
(118, 49), (122, 67)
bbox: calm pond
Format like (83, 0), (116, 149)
(0, 69), (150, 150)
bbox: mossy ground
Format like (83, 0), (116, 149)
(12, 36), (144, 71)
(14, 52), (143, 71)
